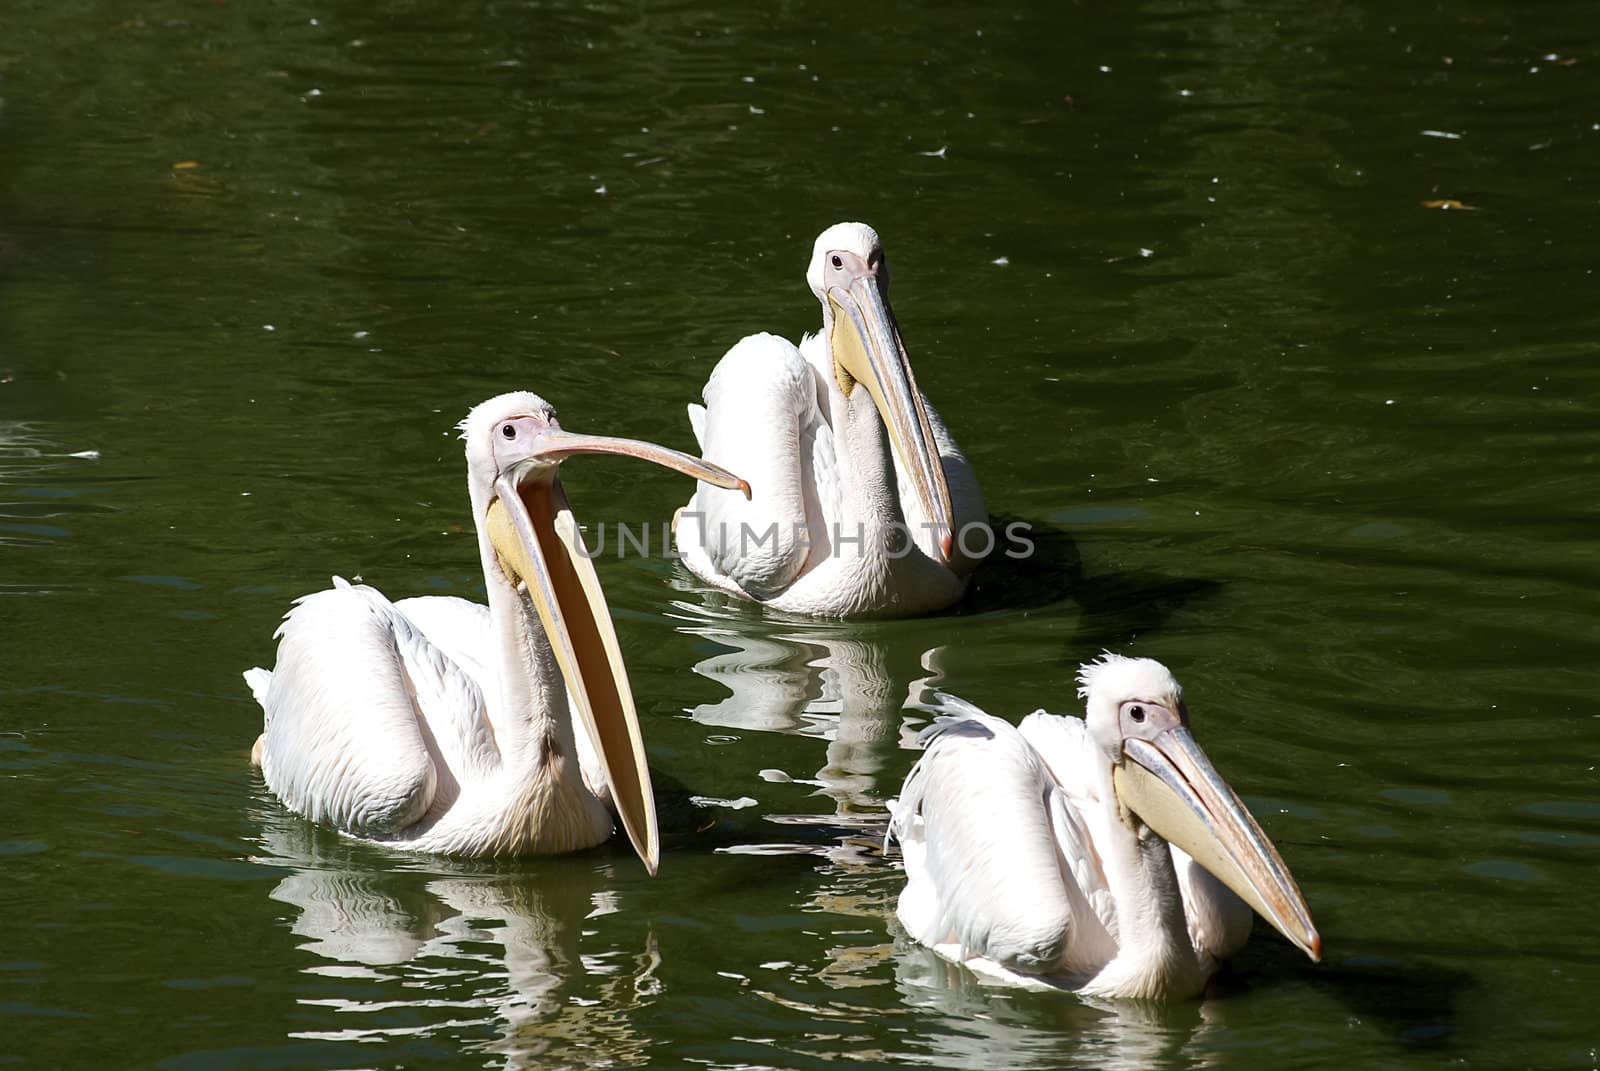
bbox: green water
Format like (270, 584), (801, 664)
(4, 1), (1598, 1067)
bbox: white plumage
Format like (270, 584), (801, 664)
(246, 392), (747, 866)
(676, 223), (987, 618)
(888, 655), (1320, 1000)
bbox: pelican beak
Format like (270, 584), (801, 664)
(1113, 726), (1322, 962)
(826, 266), (957, 563)
(483, 429), (748, 875)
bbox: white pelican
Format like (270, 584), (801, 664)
(887, 655), (1321, 1000)
(675, 222), (987, 618)
(245, 392), (749, 870)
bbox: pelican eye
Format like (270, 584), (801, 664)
(501, 423), (517, 440)
(830, 254), (843, 269)
(1129, 705), (1146, 722)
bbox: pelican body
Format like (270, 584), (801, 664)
(887, 655), (1320, 1000)
(245, 392), (748, 869)
(676, 222), (986, 618)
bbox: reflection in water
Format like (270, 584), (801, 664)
(673, 599), (942, 824)
(254, 818), (660, 1069)
(894, 939), (1225, 1071)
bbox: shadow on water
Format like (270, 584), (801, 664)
(1307, 956), (1480, 1053)
(1212, 937), (1480, 1055)
(961, 513), (1225, 648)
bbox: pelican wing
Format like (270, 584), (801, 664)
(889, 709), (1112, 980)
(395, 593), (616, 807)
(392, 595), (493, 684)
(677, 333), (831, 600)
(252, 582), (496, 836)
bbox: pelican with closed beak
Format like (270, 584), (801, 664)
(888, 654), (1320, 999)
(675, 222), (987, 618)
(245, 392), (749, 867)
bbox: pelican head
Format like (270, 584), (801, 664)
(459, 392), (748, 873)
(806, 222), (956, 563)
(1079, 654), (1322, 962)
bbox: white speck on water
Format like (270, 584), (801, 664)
(1386, 399), (1395, 405)
(741, 75), (755, 83)
(760, 961), (792, 970)
(307, 88), (322, 97)
(1178, 88), (1194, 97)
(241, 491), (251, 497)
(263, 324), (275, 332)
(353, 330), (368, 339)
(69, 450), (100, 459)
(1139, 247), (1153, 257)
(991, 256), (1009, 266)
(309, 17), (319, 25)
(758, 769), (792, 783)
(1146, 477), (1159, 483)
(594, 184), (607, 195)
(1421, 129), (1464, 139)
(918, 145), (947, 158)
(1098, 65), (1112, 73)
(748, 105), (764, 115)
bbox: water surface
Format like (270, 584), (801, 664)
(4, 1), (1598, 1068)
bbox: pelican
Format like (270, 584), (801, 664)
(244, 392), (749, 869)
(675, 222), (986, 618)
(887, 655), (1321, 1000)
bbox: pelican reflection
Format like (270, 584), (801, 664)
(675, 603), (943, 822)
(893, 940), (1227, 1071)
(254, 817), (660, 1069)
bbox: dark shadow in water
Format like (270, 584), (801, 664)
(959, 514), (1225, 649)
(1214, 939), (1478, 1053)
(959, 513), (1088, 612)
(1305, 956), (1479, 1052)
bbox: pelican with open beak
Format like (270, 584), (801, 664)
(246, 391), (749, 867)
(888, 654), (1320, 1000)
(675, 222), (987, 618)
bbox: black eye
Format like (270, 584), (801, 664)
(830, 254), (843, 269)
(500, 423), (516, 440)
(1129, 705), (1146, 723)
